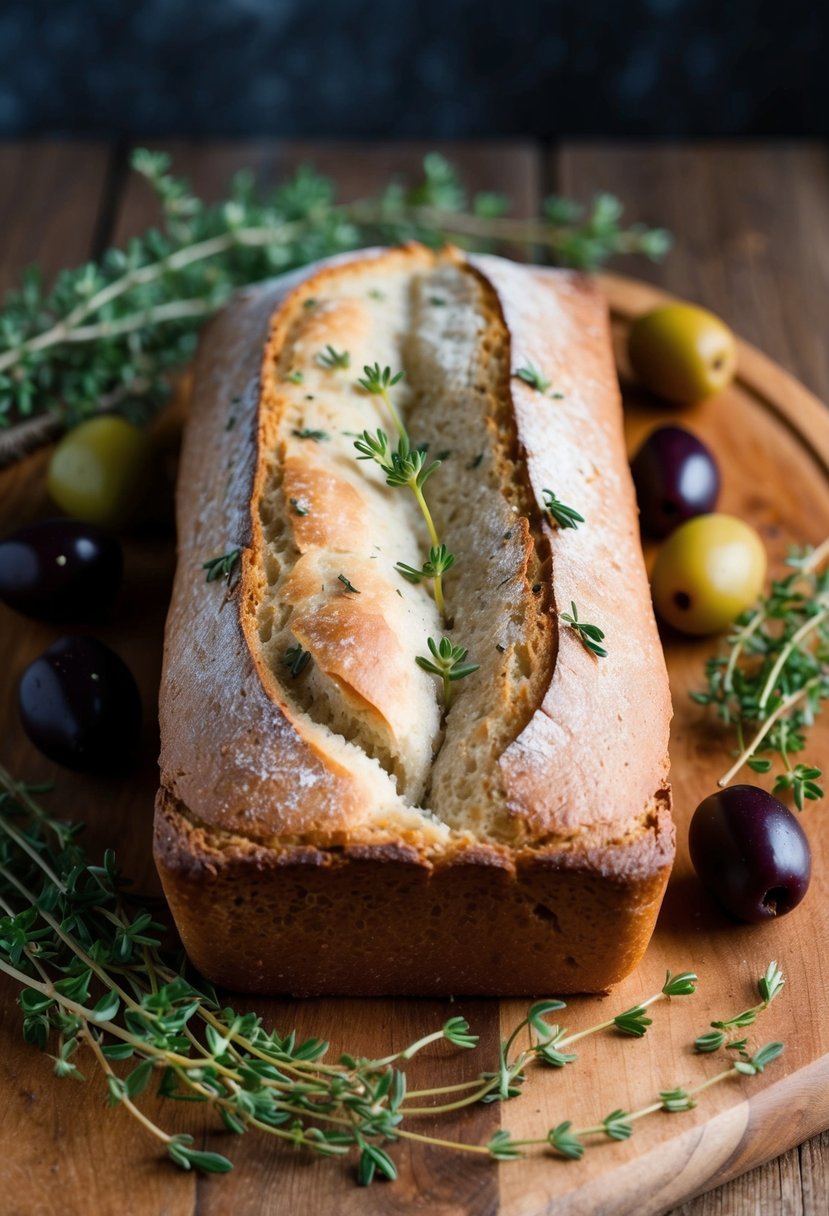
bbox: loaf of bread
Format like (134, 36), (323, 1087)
(154, 243), (674, 996)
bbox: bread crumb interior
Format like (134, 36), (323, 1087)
(252, 250), (554, 844)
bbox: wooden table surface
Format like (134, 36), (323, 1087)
(2, 138), (828, 1214)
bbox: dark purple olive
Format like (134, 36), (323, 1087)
(0, 519), (122, 622)
(689, 785), (811, 923)
(18, 636), (141, 773)
(630, 425), (720, 538)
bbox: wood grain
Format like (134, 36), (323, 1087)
(1, 140), (828, 1215)
(556, 142), (829, 405)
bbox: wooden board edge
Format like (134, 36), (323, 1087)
(513, 1054), (829, 1216)
(599, 270), (829, 475)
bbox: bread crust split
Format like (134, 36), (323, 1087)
(154, 243), (674, 996)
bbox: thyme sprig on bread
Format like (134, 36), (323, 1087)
(0, 149), (670, 467)
(353, 361), (478, 702)
(0, 769), (785, 1181)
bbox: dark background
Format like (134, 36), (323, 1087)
(1, 0), (827, 137)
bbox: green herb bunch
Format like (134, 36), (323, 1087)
(692, 540), (829, 804)
(0, 150), (670, 466)
(0, 766), (785, 1183)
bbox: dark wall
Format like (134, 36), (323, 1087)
(1, 0), (826, 137)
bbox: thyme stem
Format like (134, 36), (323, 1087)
(718, 678), (821, 787)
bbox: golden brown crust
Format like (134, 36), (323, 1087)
(155, 246), (674, 995)
(155, 787), (674, 996)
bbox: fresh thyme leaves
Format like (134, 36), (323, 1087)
(317, 344), (350, 370)
(337, 574), (361, 595)
(283, 643), (312, 677)
(561, 601), (607, 659)
(356, 365), (407, 441)
(285, 370), (304, 384)
(513, 363), (551, 393)
(487, 1000), (783, 1160)
(358, 363), (405, 394)
(0, 783), (783, 1183)
(292, 427), (329, 442)
(202, 549), (241, 587)
(602, 1110), (634, 1141)
(395, 544), (456, 585)
(302, 297), (317, 309)
(542, 489), (584, 531)
(692, 539), (829, 800)
(354, 425), (450, 617)
(289, 497), (310, 516)
(0, 150), (670, 465)
(695, 962), (785, 1053)
(351, 361), (477, 702)
(415, 637), (480, 708)
(613, 1006), (654, 1038)
(659, 1088), (696, 1112)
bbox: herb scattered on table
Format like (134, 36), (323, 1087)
(694, 961), (785, 1053)
(692, 539), (829, 804)
(0, 150), (670, 468)
(0, 771), (786, 1183)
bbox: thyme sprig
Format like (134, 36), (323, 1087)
(354, 426), (449, 616)
(395, 544), (456, 585)
(542, 488), (584, 531)
(352, 364), (478, 707)
(283, 643), (312, 677)
(202, 549), (241, 587)
(317, 345), (350, 370)
(0, 149), (670, 466)
(415, 637), (480, 709)
(490, 1040), (784, 1162)
(692, 540), (829, 802)
(357, 363), (407, 440)
(561, 601), (607, 659)
(0, 780), (785, 1185)
(513, 363), (563, 398)
(694, 961), (785, 1053)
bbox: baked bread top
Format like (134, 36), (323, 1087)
(158, 245), (671, 858)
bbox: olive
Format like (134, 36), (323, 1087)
(631, 426), (720, 538)
(47, 416), (152, 529)
(689, 785), (811, 922)
(628, 303), (737, 406)
(0, 519), (122, 622)
(18, 636), (142, 773)
(651, 513), (766, 635)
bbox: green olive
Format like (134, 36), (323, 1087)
(651, 513), (766, 635)
(47, 417), (152, 529)
(628, 303), (737, 406)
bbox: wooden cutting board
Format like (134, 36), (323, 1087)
(0, 273), (827, 1216)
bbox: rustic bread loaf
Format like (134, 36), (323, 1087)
(154, 244), (674, 996)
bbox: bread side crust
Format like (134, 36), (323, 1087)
(155, 785), (674, 996)
(467, 255), (672, 841)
